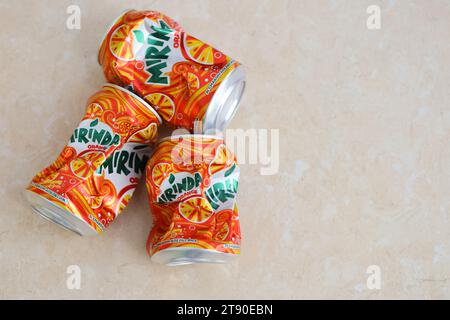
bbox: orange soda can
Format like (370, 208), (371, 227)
(25, 84), (161, 235)
(98, 10), (246, 132)
(146, 134), (241, 265)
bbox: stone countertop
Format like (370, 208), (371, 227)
(1, 0), (449, 299)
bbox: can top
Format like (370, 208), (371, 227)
(202, 65), (246, 133)
(103, 83), (163, 124)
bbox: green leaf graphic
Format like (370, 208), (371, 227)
(133, 30), (145, 43)
(224, 164), (236, 177)
(168, 173), (175, 184)
(90, 119), (99, 127)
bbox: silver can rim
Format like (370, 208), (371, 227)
(202, 64), (246, 133)
(151, 247), (238, 266)
(24, 190), (98, 236)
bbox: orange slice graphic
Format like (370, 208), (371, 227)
(184, 35), (215, 65)
(110, 24), (136, 61)
(145, 93), (175, 121)
(129, 122), (157, 144)
(187, 72), (200, 93)
(179, 196), (214, 223)
(152, 162), (172, 186)
(86, 103), (103, 119)
(70, 152), (105, 179)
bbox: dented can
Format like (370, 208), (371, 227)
(25, 84), (161, 235)
(146, 134), (241, 265)
(98, 10), (246, 132)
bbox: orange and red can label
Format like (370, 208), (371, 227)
(27, 85), (160, 233)
(98, 10), (240, 130)
(146, 135), (241, 256)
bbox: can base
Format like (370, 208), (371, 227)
(24, 190), (97, 236)
(151, 247), (238, 266)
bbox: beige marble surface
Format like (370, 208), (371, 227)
(1, 0), (450, 299)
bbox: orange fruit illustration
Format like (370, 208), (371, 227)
(129, 122), (157, 144)
(70, 152), (105, 179)
(187, 72), (200, 93)
(208, 144), (234, 175)
(183, 35), (215, 65)
(145, 93), (175, 121)
(70, 158), (91, 178)
(86, 103), (103, 119)
(110, 24), (136, 61)
(178, 196), (214, 223)
(151, 162), (173, 186)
